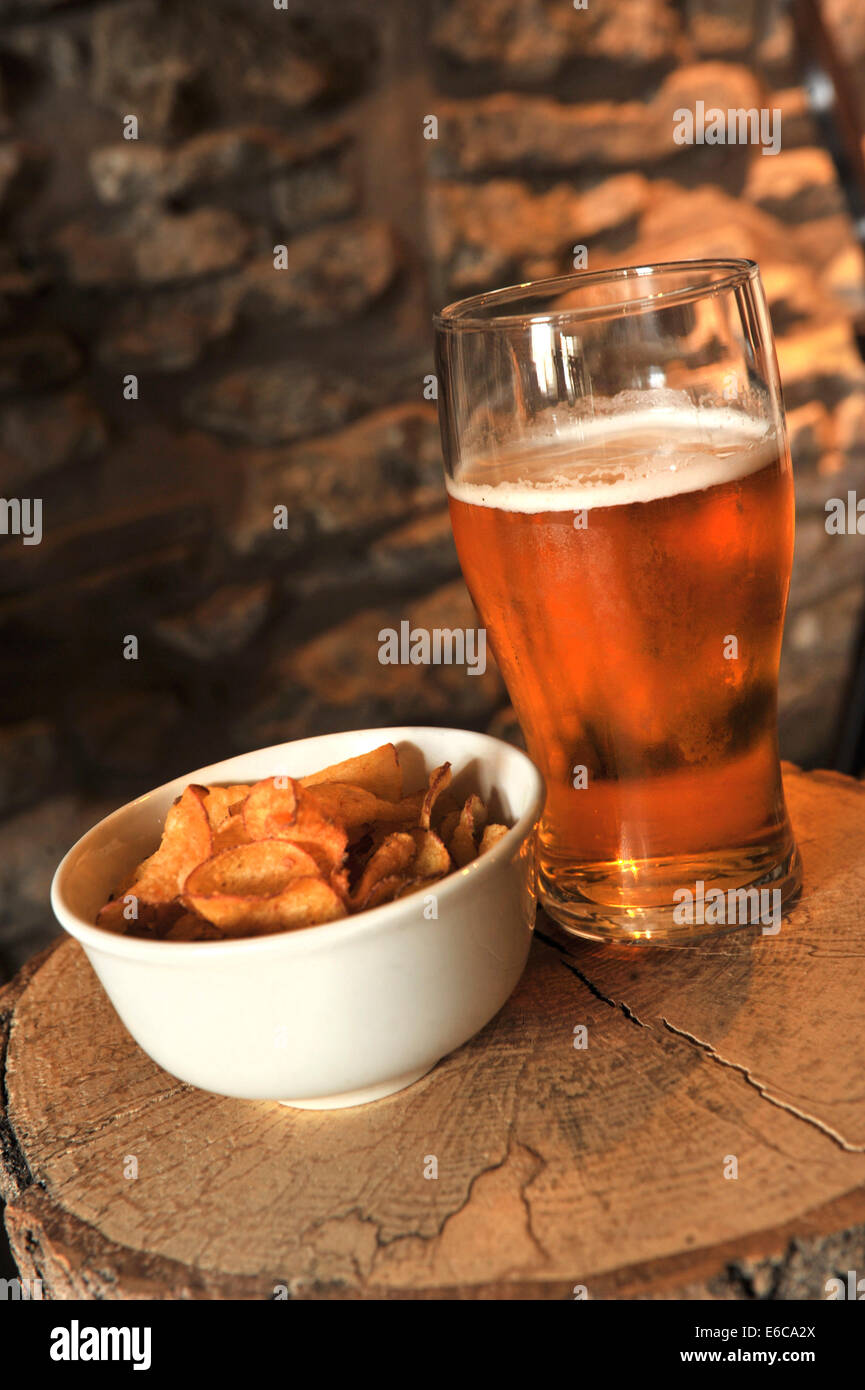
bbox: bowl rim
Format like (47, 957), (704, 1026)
(51, 726), (545, 961)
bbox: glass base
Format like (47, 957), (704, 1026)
(538, 841), (802, 946)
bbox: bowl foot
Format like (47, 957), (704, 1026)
(277, 1063), (437, 1110)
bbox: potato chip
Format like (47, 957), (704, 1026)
(394, 876), (444, 901)
(409, 828), (451, 879)
(350, 832), (416, 910)
(479, 823), (510, 853)
(437, 808), (460, 844)
(355, 873), (410, 911)
(224, 783), (253, 804)
(242, 777), (299, 835)
(186, 877), (346, 936)
(211, 812), (251, 851)
(360, 792), (426, 843)
(419, 763), (452, 830)
(124, 785), (212, 903)
(329, 866), (351, 904)
(183, 840), (320, 897)
(96, 897), (185, 936)
(394, 878), (422, 900)
(449, 794), (488, 868)
(305, 782), (418, 834)
(95, 898), (136, 934)
(164, 914), (224, 942)
(203, 784), (252, 831)
(242, 778), (347, 872)
(299, 742), (401, 802)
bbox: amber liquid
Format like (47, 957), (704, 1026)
(448, 411), (800, 942)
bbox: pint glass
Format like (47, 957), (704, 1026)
(435, 260), (801, 944)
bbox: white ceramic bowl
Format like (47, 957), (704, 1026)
(51, 727), (544, 1109)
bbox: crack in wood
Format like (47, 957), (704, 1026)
(538, 926), (865, 1157)
(511, 1135), (551, 1268)
(660, 1017), (865, 1154)
(535, 927), (653, 1030)
(298, 1132), (554, 1293)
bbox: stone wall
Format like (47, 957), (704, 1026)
(2, 0), (865, 978)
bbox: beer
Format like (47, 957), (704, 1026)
(447, 407), (800, 940)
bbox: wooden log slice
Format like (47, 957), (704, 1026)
(1, 766), (864, 1299)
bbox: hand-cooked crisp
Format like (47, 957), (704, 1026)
(97, 741), (513, 941)
(449, 794), (489, 868)
(299, 743), (402, 802)
(242, 778), (348, 872)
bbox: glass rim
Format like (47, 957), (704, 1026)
(433, 258), (760, 332)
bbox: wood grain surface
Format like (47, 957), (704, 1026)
(2, 765), (864, 1300)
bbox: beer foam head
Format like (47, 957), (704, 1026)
(445, 407), (781, 513)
